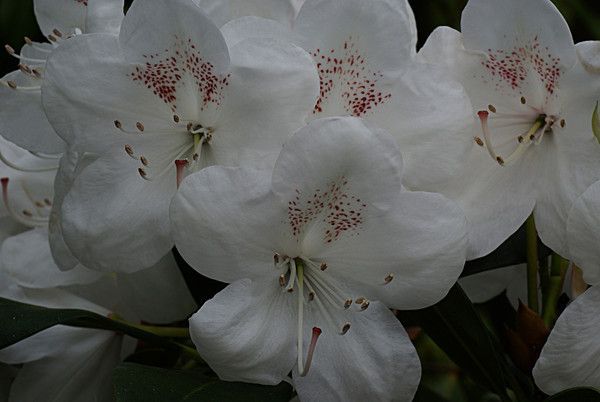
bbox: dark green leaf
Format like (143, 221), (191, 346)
(0, 297), (187, 353)
(397, 284), (518, 401)
(113, 362), (294, 402)
(546, 387), (600, 402)
(462, 223), (551, 277)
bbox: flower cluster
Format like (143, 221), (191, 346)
(0, 0), (599, 401)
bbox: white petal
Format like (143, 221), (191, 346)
(120, 0), (228, 72)
(295, 0), (417, 118)
(220, 16), (296, 48)
(85, 0), (124, 34)
(315, 191), (467, 310)
(461, 0), (576, 72)
(533, 286), (600, 394)
(293, 301), (420, 402)
(171, 167), (283, 283)
(272, 117), (403, 223)
(34, 0), (87, 36)
(61, 144), (177, 273)
(0, 326), (122, 402)
(1, 227), (101, 288)
(193, 0), (296, 27)
(374, 61), (474, 190)
(0, 71), (65, 154)
(567, 180), (600, 285)
(459, 265), (522, 304)
(576, 41), (600, 74)
(209, 37), (319, 169)
(116, 253), (197, 324)
(189, 278), (296, 385)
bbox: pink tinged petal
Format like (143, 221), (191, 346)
(317, 191), (467, 310)
(567, 180), (600, 286)
(533, 286), (600, 394)
(171, 167), (286, 283)
(60, 145), (178, 274)
(189, 278), (296, 385)
(34, 0), (88, 36)
(0, 70), (66, 154)
(0, 227), (102, 288)
(462, 0), (575, 105)
(85, 0), (124, 35)
(193, 0), (297, 28)
(294, 0), (416, 118)
(293, 302), (420, 402)
(271, 117), (403, 248)
(576, 41), (600, 74)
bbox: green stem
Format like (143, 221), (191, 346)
(110, 316), (190, 338)
(525, 215), (539, 314)
(541, 254), (569, 327)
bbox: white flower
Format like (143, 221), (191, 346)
(171, 117), (467, 401)
(42, 0), (319, 273)
(418, 0), (600, 259)
(222, 0), (474, 190)
(0, 0), (124, 154)
(192, 0), (299, 28)
(533, 285), (600, 394)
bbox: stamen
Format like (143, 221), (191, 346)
(4, 45), (45, 64)
(384, 273), (394, 284)
(341, 322), (351, 335)
(174, 159), (188, 189)
(360, 299), (370, 311)
(474, 137), (484, 147)
(1, 177), (47, 227)
(136, 122), (145, 132)
(47, 34), (57, 43)
(173, 114), (180, 123)
(296, 261), (306, 374)
(24, 37), (32, 45)
(299, 327), (322, 377)
(279, 273), (286, 287)
(477, 111), (500, 162)
(320, 262), (327, 271)
(286, 258), (297, 292)
(124, 144), (135, 159)
(355, 297), (366, 305)
(0, 150), (58, 172)
(138, 167), (149, 180)
(344, 299), (352, 309)
(488, 104), (497, 113)
(0, 80), (40, 91)
(52, 29), (63, 38)
(520, 96), (526, 105)
(140, 156), (149, 166)
(560, 119), (566, 128)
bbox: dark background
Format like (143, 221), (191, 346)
(1, 0), (599, 76)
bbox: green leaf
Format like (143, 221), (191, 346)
(592, 102), (600, 144)
(397, 284), (521, 402)
(462, 223), (551, 277)
(113, 363), (294, 402)
(0, 297), (190, 354)
(546, 387), (600, 402)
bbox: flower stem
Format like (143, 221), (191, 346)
(110, 315), (190, 338)
(525, 215), (539, 314)
(541, 254), (568, 327)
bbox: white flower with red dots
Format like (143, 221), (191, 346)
(41, 0), (319, 274)
(418, 0), (600, 259)
(0, 0), (124, 154)
(221, 0), (475, 190)
(170, 116), (468, 402)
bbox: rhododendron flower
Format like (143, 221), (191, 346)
(418, 0), (600, 259)
(171, 117), (467, 401)
(42, 0), (319, 273)
(0, 0), (124, 154)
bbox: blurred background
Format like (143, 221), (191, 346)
(1, 0), (599, 76)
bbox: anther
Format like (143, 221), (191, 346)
(384, 273), (394, 284)
(186, 122), (193, 131)
(520, 96), (526, 104)
(560, 119), (566, 128)
(474, 137), (484, 147)
(35, 201), (45, 208)
(31, 69), (42, 78)
(279, 274), (286, 287)
(355, 297), (365, 305)
(518, 136), (524, 143)
(4, 45), (15, 55)
(44, 198), (52, 206)
(138, 167), (148, 179)
(173, 114), (180, 123)
(24, 37), (33, 45)
(18, 64), (31, 74)
(48, 34), (57, 42)
(300, 327), (322, 377)
(308, 292), (315, 301)
(274, 253), (280, 265)
(22, 210), (33, 217)
(341, 322), (351, 335)
(135, 122), (145, 132)
(192, 153), (199, 161)
(140, 156), (149, 166)
(496, 156), (505, 166)
(52, 29), (63, 38)
(344, 299), (352, 309)
(320, 262), (327, 271)
(7, 81), (17, 90)
(360, 300), (370, 310)
(488, 104), (496, 113)
(114, 120), (122, 129)
(175, 159), (188, 189)
(124, 144), (135, 158)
